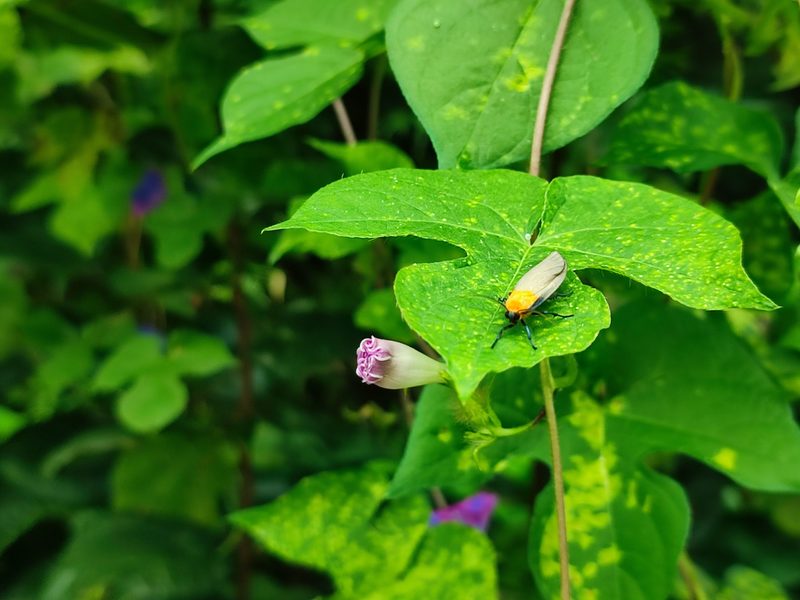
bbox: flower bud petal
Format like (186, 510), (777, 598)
(356, 336), (445, 389)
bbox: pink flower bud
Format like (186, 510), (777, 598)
(356, 336), (445, 389)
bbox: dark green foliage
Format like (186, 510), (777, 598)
(1, 0), (799, 598)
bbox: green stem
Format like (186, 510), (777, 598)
(678, 552), (709, 600)
(332, 98), (357, 146)
(540, 358), (570, 599)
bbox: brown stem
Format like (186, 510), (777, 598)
(529, 0), (577, 177)
(332, 98), (357, 146)
(227, 220), (256, 600)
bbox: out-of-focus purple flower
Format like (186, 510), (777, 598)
(131, 170), (166, 217)
(429, 492), (499, 532)
(356, 336), (445, 389)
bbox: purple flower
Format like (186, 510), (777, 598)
(429, 492), (499, 532)
(356, 336), (445, 389)
(131, 170), (166, 217)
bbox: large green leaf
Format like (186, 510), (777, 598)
(267, 169), (771, 397)
(530, 434), (689, 600)
(386, 0), (658, 169)
(591, 301), (800, 492)
(193, 46), (364, 167)
(230, 464), (498, 599)
(244, 0), (398, 50)
(537, 176), (776, 310)
(606, 81), (784, 179)
(230, 464), (429, 597)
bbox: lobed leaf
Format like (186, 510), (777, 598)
(268, 168), (771, 398)
(386, 0), (658, 169)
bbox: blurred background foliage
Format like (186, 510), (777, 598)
(0, 0), (798, 598)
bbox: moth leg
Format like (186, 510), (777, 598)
(491, 322), (516, 348)
(521, 318), (537, 350)
(532, 310), (573, 319)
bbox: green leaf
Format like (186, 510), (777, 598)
(193, 46), (364, 167)
(309, 139), (415, 175)
(538, 176), (776, 310)
(92, 334), (163, 392)
(0, 7), (20, 67)
(0, 406), (26, 443)
(165, 330), (235, 377)
(717, 566), (790, 600)
(115, 371), (188, 433)
(389, 385), (489, 497)
(268, 168), (771, 397)
(728, 192), (794, 302)
(244, 0), (398, 50)
(606, 81), (784, 180)
(530, 455), (689, 600)
(38, 511), (225, 600)
(229, 464), (430, 597)
(386, 0), (658, 169)
(592, 301), (800, 492)
(359, 524), (498, 600)
(112, 434), (237, 526)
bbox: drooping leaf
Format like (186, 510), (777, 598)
(244, 0), (398, 50)
(115, 371), (188, 433)
(194, 46), (364, 167)
(606, 81), (784, 180)
(386, 0), (658, 168)
(267, 169), (771, 397)
(590, 301), (800, 492)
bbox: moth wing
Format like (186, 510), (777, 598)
(513, 251), (567, 307)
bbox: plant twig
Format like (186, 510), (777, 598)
(540, 358), (570, 600)
(529, 0), (577, 177)
(332, 98), (357, 146)
(227, 219), (256, 600)
(678, 552), (709, 600)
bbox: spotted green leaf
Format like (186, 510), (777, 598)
(607, 81), (784, 179)
(267, 169), (610, 398)
(590, 301), (800, 492)
(538, 176), (776, 310)
(530, 396), (690, 600)
(309, 139), (414, 175)
(193, 46), (364, 167)
(386, 0), (658, 169)
(243, 0), (398, 50)
(230, 464), (497, 598)
(267, 169), (771, 398)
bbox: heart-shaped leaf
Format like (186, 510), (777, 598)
(386, 0), (658, 168)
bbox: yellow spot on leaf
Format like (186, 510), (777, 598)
(712, 447), (737, 470)
(355, 7), (370, 21)
(406, 35), (425, 51)
(598, 544), (622, 565)
(437, 428), (452, 444)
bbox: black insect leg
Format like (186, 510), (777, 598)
(491, 322), (516, 348)
(521, 318), (537, 350)
(532, 310), (573, 319)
